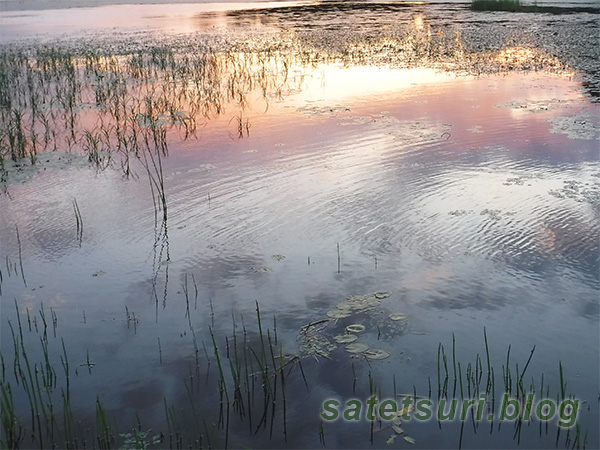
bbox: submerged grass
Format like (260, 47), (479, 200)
(0, 297), (590, 449)
(432, 331), (589, 448)
(0, 299), (302, 449)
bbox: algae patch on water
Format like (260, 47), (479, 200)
(548, 113), (600, 140)
(1, 153), (90, 187)
(327, 309), (352, 319)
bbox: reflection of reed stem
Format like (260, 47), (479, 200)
(15, 225), (26, 287)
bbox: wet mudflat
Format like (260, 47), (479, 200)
(0, 2), (598, 449)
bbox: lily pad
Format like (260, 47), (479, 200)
(345, 342), (370, 354)
(346, 324), (366, 334)
(389, 313), (407, 321)
(364, 349), (390, 360)
(334, 334), (358, 344)
(327, 309), (351, 319)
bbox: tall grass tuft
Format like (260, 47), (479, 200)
(471, 0), (524, 11)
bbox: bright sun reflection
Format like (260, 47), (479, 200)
(492, 46), (573, 73)
(413, 13), (424, 31)
(495, 47), (538, 64)
(304, 65), (456, 102)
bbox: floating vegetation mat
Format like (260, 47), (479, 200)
(548, 113), (600, 140)
(298, 319), (337, 359)
(326, 309), (351, 319)
(297, 291), (406, 361)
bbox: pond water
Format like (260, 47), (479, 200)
(0, 2), (598, 449)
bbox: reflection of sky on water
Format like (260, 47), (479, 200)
(1, 65), (596, 315)
(2, 65), (596, 327)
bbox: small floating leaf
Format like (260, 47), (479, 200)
(398, 404), (415, 417)
(346, 324), (366, 334)
(327, 309), (351, 319)
(403, 435), (416, 445)
(364, 349), (390, 360)
(389, 313), (407, 321)
(375, 291), (391, 299)
(392, 416), (402, 426)
(392, 424), (404, 434)
(345, 342), (369, 354)
(386, 434), (397, 445)
(334, 334), (358, 344)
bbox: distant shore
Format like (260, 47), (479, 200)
(1, 0), (599, 13)
(0, 0), (290, 12)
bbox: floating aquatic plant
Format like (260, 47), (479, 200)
(327, 309), (351, 319)
(364, 349), (390, 360)
(345, 342), (370, 354)
(346, 324), (366, 334)
(333, 334), (358, 344)
(389, 313), (407, 321)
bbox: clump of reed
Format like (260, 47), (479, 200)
(0, 42), (306, 174)
(429, 329), (588, 448)
(470, 0), (597, 13)
(471, 0), (524, 11)
(0, 298), (303, 449)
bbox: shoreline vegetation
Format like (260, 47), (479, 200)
(0, 32), (571, 175)
(470, 0), (600, 14)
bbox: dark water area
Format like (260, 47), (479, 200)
(0, 1), (598, 449)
